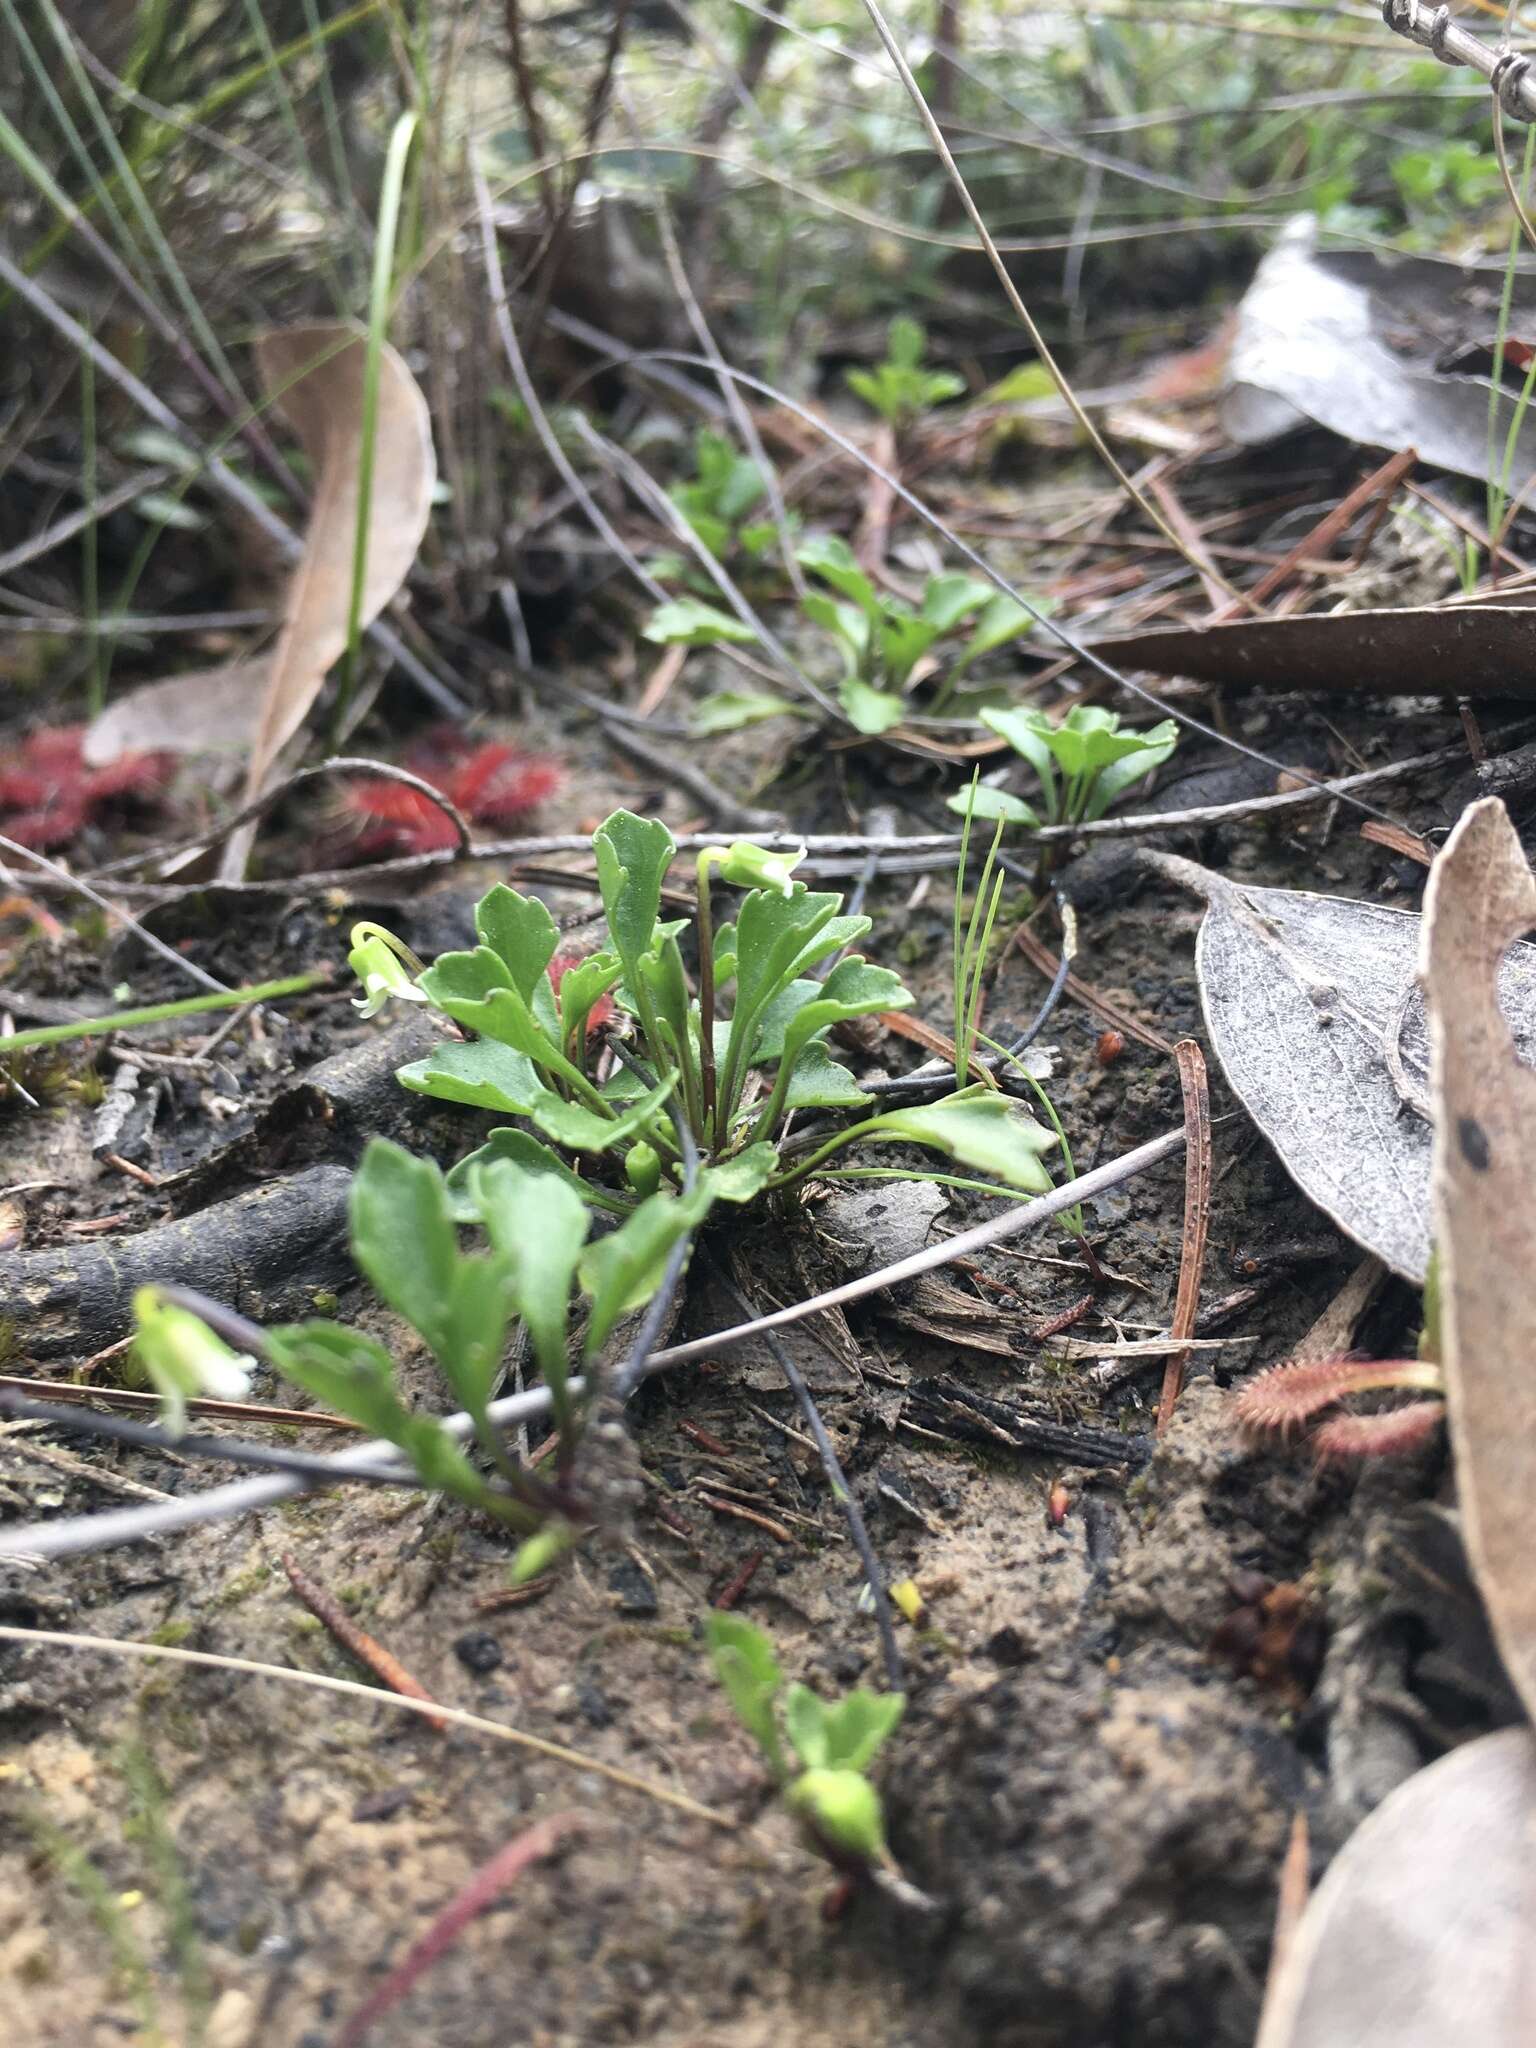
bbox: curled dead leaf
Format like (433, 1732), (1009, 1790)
(82, 663), (266, 767)
(1256, 1727), (1536, 2048)
(1422, 795), (1536, 1723)
(245, 322), (435, 800)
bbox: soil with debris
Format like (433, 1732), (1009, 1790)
(0, 499), (1525, 2047)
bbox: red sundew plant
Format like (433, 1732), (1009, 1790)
(0, 724), (172, 850)
(335, 729), (563, 860)
(1234, 1353), (1445, 1462)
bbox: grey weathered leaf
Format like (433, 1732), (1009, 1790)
(82, 662), (265, 766)
(1256, 1727), (1536, 2048)
(1146, 848), (1536, 1281)
(1223, 216), (1536, 484)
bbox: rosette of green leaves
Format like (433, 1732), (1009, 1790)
(950, 704), (1179, 829)
(844, 315), (965, 431)
(351, 808), (1062, 1207)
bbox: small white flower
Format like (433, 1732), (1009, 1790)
(348, 925), (428, 1018)
(701, 841), (808, 898)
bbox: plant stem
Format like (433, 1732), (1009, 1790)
(0, 971), (328, 1055)
(695, 854), (720, 1143)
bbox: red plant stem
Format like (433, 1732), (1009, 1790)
(333, 1812), (583, 2047)
(700, 1495), (795, 1546)
(280, 1554), (445, 1731)
(1157, 1040), (1212, 1435)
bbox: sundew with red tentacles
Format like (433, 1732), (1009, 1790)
(0, 724), (172, 850)
(332, 728), (563, 861)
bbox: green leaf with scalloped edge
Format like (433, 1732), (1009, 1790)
(527, 1072), (676, 1154)
(593, 809), (676, 974)
(474, 886), (559, 1002)
(396, 1038), (544, 1116)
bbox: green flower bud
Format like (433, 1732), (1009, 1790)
(788, 1767), (887, 1862)
(507, 1520), (576, 1586)
(347, 923), (427, 1019)
(133, 1287), (254, 1438)
(625, 1142), (662, 1197)
(699, 840), (807, 898)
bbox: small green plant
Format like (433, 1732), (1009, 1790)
(133, 1133), (710, 1558)
(650, 426), (784, 586)
(351, 809), (1061, 1205)
(705, 1611), (905, 1871)
(950, 704), (1179, 830)
(845, 315), (965, 431)
(643, 529), (1042, 734)
(140, 811), (1064, 1566)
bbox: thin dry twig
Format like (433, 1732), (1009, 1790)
(1156, 1040), (1213, 1433)
(333, 1812), (586, 2048)
(281, 1551), (446, 1731)
(0, 1624), (730, 1826)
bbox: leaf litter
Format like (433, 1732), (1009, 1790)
(1144, 844), (1536, 1282)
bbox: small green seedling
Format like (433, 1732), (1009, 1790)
(350, 808), (1060, 1207)
(643, 530), (1041, 733)
(845, 315), (965, 432)
(705, 1611), (905, 1871)
(650, 426), (785, 585)
(950, 704), (1179, 830)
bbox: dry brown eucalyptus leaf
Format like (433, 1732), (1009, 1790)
(1255, 1727), (1536, 2048)
(245, 322), (435, 800)
(1423, 796), (1536, 1723)
(82, 663), (266, 767)
(1145, 847), (1536, 1281)
(1087, 602), (1536, 702)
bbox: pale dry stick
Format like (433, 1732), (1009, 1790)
(856, 0), (1243, 605)
(1155, 1041), (1213, 1434)
(0, 1132), (1185, 1562)
(0, 1624), (731, 1827)
(88, 757), (473, 881)
(39, 739), (1473, 909)
(0, 247), (464, 719)
(0, 468), (172, 579)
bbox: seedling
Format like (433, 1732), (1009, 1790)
(643, 531), (1040, 735)
(650, 426), (785, 587)
(950, 704), (1179, 830)
(705, 1611), (905, 1873)
(845, 315), (965, 432)
(350, 808), (1061, 1207)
